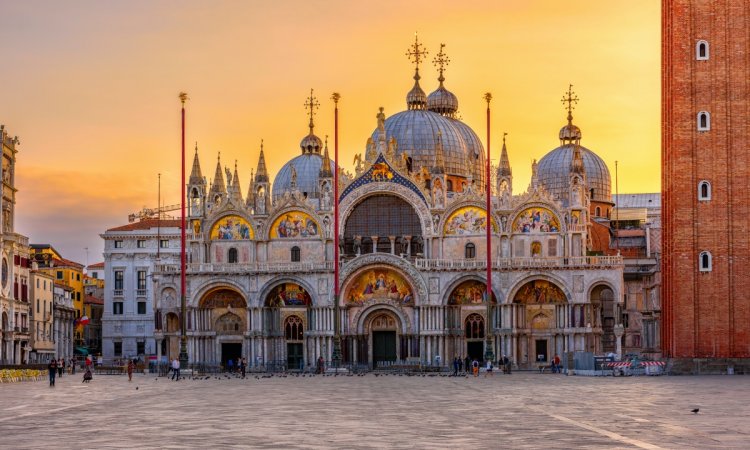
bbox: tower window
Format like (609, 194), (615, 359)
(696, 40), (709, 60)
(697, 111), (711, 131)
(699, 251), (712, 272)
(228, 248), (238, 264)
(291, 246), (301, 262)
(698, 180), (711, 201)
(595, 206), (601, 217)
(465, 243), (476, 259)
(590, 188), (595, 200)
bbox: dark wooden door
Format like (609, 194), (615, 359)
(372, 331), (397, 367)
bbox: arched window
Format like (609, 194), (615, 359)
(344, 194), (423, 257)
(699, 251), (712, 272)
(465, 243), (476, 259)
(291, 246), (301, 262)
(698, 111), (711, 131)
(698, 180), (711, 201)
(228, 248), (238, 263)
(465, 313), (485, 339)
(285, 316), (304, 341)
(696, 40), (709, 60)
(447, 180), (454, 192)
(595, 206), (601, 217)
(590, 188), (595, 200)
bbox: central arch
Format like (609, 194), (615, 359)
(354, 305), (412, 368)
(342, 194), (423, 257)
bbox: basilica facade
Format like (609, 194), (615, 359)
(149, 44), (623, 370)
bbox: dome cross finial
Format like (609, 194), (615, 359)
(304, 88), (320, 134)
(432, 43), (450, 85)
(562, 84), (579, 124)
(406, 32), (428, 74)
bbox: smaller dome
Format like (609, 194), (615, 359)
(273, 153), (334, 201)
(559, 123), (582, 142)
(427, 85), (458, 116)
(300, 132), (323, 154)
(406, 70), (427, 110)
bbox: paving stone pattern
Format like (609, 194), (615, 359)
(0, 373), (747, 449)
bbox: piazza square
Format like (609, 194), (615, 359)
(1, 372), (748, 449)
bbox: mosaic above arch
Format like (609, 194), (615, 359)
(199, 288), (247, 309)
(513, 280), (566, 304)
(269, 211), (320, 239)
(339, 154), (427, 204)
(448, 280), (497, 305)
(266, 283), (312, 307)
(210, 215), (254, 240)
(345, 267), (413, 306)
(444, 206), (499, 236)
(512, 207), (561, 233)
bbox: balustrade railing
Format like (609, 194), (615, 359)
(186, 261), (334, 273)
(416, 255), (622, 270)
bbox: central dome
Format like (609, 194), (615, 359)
(371, 109), (484, 185)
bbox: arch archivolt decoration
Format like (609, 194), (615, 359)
(586, 279), (619, 302)
(257, 277), (317, 309)
(508, 202), (566, 234)
(353, 303), (411, 335)
(439, 201), (500, 237)
(215, 312), (244, 335)
(264, 206), (325, 241)
(206, 212), (256, 240)
(506, 273), (572, 305)
(191, 280), (248, 308)
(339, 253), (428, 305)
(441, 274), (500, 305)
(338, 185), (433, 238)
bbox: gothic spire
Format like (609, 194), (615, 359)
(255, 140), (269, 183)
(211, 152), (226, 194)
(230, 160), (243, 203)
(246, 168), (255, 207)
(498, 133), (512, 177)
(320, 135), (333, 178)
(189, 142), (204, 185)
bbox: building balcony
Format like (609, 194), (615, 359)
(136, 289), (148, 297)
(415, 255), (623, 271)
(113, 289), (123, 297)
(186, 261), (334, 274)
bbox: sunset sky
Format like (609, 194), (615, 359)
(1, 0), (660, 264)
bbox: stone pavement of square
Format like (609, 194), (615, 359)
(0, 372), (747, 449)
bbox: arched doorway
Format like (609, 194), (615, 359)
(196, 287), (247, 364)
(591, 285), (615, 353)
(446, 279), (496, 361)
(512, 279), (567, 368)
(164, 312), (180, 360)
(363, 310), (401, 368)
(264, 282), (311, 370)
(464, 313), (485, 361)
(343, 194), (423, 257)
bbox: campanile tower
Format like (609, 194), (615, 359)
(662, 1), (750, 366)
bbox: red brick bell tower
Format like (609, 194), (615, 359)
(662, 0), (750, 365)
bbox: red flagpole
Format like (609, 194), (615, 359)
(332, 92), (341, 366)
(179, 92), (188, 366)
(484, 92), (494, 362)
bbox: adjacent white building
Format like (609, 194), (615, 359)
(53, 283), (75, 360)
(100, 218), (181, 360)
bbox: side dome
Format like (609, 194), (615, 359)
(272, 153), (334, 201)
(536, 144), (612, 205)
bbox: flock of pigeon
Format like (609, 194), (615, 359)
(153, 371), (476, 382)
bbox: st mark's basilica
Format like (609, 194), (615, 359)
(150, 40), (623, 370)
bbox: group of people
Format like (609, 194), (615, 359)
(451, 355), (513, 377)
(47, 356), (94, 386)
(224, 357), (248, 378)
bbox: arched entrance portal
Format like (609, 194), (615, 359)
(512, 279), (567, 369)
(591, 285), (615, 354)
(363, 309), (401, 368)
(446, 279), (496, 362)
(263, 282), (311, 370)
(194, 287), (247, 365)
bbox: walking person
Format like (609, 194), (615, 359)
(70, 357), (76, 375)
(464, 356), (471, 374)
(127, 359), (134, 382)
(458, 357), (464, 374)
(552, 354), (561, 374)
(227, 358), (234, 373)
(502, 355), (511, 374)
(82, 367), (93, 383)
(472, 359), (479, 377)
(240, 358), (246, 378)
(57, 358), (64, 378)
(48, 358), (57, 387)
(485, 359), (494, 377)
(317, 356), (325, 374)
(452, 357), (459, 376)
(171, 358), (180, 381)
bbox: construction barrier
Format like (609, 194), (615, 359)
(0, 369), (46, 383)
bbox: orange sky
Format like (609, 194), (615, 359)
(1, 0), (660, 263)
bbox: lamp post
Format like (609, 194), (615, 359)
(178, 92), (189, 368)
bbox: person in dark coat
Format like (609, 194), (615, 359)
(48, 359), (57, 386)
